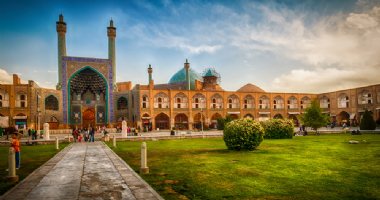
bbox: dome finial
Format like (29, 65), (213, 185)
(185, 58), (189, 63)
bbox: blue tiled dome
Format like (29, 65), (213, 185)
(168, 68), (202, 90)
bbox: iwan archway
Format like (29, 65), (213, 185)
(68, 66), (108, 128)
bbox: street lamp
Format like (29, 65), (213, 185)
(36, 93), (41, 137)
(200, 107), (204, 136)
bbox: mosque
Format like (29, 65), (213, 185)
(0, 15), (380, 131)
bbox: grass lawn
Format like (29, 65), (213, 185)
(0, 143), (69, 195)
(108, 134), (380, 200)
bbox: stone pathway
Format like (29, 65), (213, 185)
(1, 142), (163, 200)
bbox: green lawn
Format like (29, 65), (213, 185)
(108, 134), (380, 200)
(0, 143), (69, 195)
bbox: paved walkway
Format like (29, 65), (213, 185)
(1, 142), (163, 200)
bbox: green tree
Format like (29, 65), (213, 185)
(360, 110), (376, 130)
(300, 99), (329, 133)
(217, 115), (233, 130)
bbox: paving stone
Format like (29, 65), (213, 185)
(1, 142), (163, 200)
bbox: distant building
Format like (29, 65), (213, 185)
(0, 15), (379, 130)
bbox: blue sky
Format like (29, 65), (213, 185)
(1, 0), (380, 93)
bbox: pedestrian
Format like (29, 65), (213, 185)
(11, 133), (21, 169)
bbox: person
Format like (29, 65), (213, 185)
(28, 128), (31, 138)
(89, 127), (95, 142)
(73, 128), (78, 142)
(11, 133), (21, 169)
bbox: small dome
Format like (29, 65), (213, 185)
(237, 83), (265, 93)
(168, 68), (202, 90)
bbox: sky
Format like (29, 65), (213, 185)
(0, 0), (380, 93)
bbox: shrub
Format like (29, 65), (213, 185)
(223, 118), (264, 151)
(217, 115), (233, 130)
(360, 110), (376, 130)
(262, 119), (294, 139)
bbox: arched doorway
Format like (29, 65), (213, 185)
(244, 114), (254, 119)
(193, 113), (206, 130)
(288, 114), (299, 126)
(273, 114), (283, 119)
(155, 113), (170, 130)
(175, 113), (188, 130)
(228, 114), (239, 120)
(68, 67), (108, 127)
(210, 113), (222, 129)
(142, 113), (152, 132)
(82, 108), (95, 128)
(338, 111), (350, 126)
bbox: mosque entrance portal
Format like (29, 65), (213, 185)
(68, 67), (108, 127)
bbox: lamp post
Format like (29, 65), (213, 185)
(200, 107), (204, 136)
(37, 93), (41, 137)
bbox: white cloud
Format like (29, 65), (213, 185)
(0, 68), (13, 84)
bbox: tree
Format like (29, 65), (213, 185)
(360, 110), (376, 130)
(300, 99), (329, 134)
(217, 115), (233, 130)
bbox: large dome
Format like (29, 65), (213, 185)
(237, 83), (265, 93)
(168, 68), (203, 90)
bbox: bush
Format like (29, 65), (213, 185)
(262, 119), (294, 139)
(217, 115), (233, 130)
(360, 110), (376, 130)
(223, 118), (264, 151)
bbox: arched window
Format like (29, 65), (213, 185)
(16, 93), (27, 108)
(210, 94), (223, 109)
(300, 96), (311, 109)
(287, 96), (298, 109)
(273, 96), (284, 109)
(192, 93), (206, 109)
(154, 93), (169, 108)
(227, 95), (239, 109)
(259, 96), (270, 109)
(320, 96), (330, 108)
(174, 93), (188, 109)
(0, 90), (9, 108)
(243, 95), (254, 109)
(358, 90), (372, 105)
(338, 94), (349, 108)
(117, 97), (128, 110)
(45, 95), (59, 111)
(142, 95), (149, 108)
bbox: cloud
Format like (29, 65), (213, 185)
(263, 5), (380, 92)
(271, 67), (379, 93)
(0, 68), (13, 84)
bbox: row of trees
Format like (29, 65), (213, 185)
(219, 99), (377, 134)
(222, 99), (377, 151)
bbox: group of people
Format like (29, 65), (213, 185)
(27, 128), (39, 140)
(72, 127), (95, 142)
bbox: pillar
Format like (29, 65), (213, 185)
(113, 135), (116, 147)
(44, 123), (50, 140)
(55, 137), (59, 150)
(7, 147), (18, 182)
(140, 142), (149, 174)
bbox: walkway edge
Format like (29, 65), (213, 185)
(103, 142), (164, 200)
(0, 143), (74, 200)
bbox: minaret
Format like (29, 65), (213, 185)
(107, 19), (116, 86)
(184, 59), (190, 90)
(56, 14), (67, 90)
(148, 64), (153, 83)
